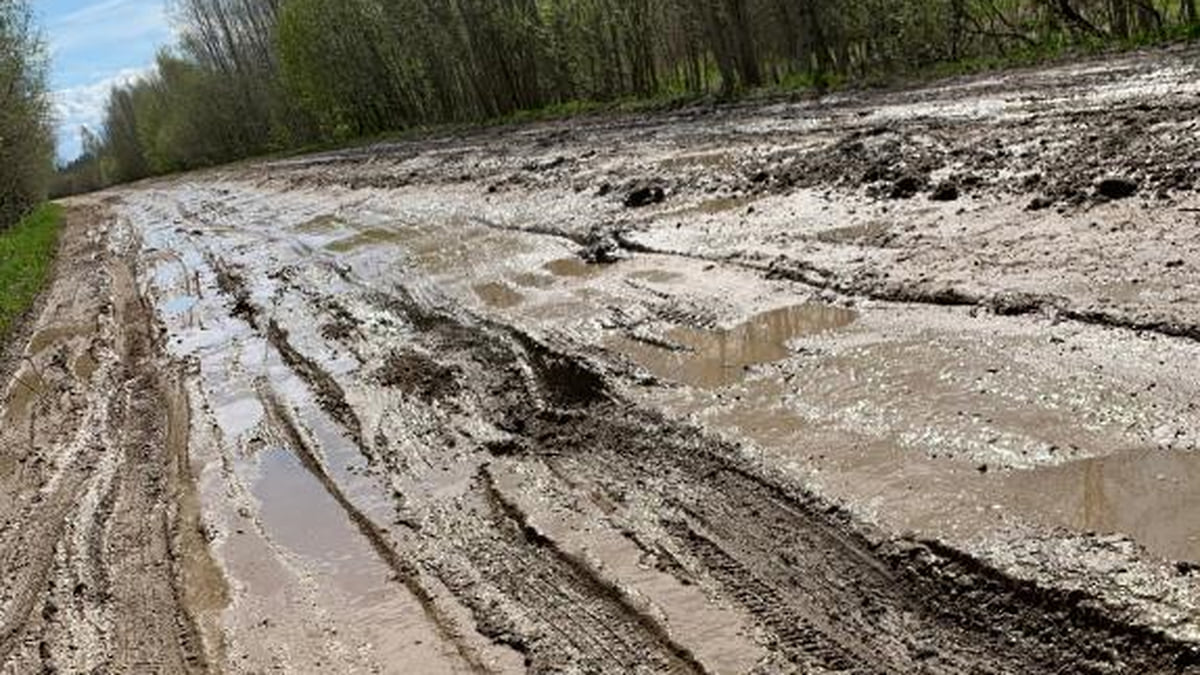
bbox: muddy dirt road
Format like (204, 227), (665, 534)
(6, 47), (1200, 673)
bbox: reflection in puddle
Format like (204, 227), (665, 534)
(1008, 448), (1200, 561)
(164, 296), (198, 315)
(473, 282), (524, 308)
(614, 303), (857, 388)
(544, 257), (604, 279)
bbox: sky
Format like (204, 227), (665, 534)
(39, 0), (173, 162)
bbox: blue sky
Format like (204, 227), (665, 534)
(39, 0), (172, 162)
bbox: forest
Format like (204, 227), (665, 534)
(51, 0), (1200, 196)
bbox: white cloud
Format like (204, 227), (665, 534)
(52, 65), (157, 161)
(47, 0), (171, 58)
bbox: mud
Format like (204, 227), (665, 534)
(7, 46), (1200, 673)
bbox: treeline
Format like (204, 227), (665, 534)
(0, 0), (53, 228)
(55, 0), (1200, 195)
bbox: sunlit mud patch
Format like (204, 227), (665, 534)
(1005, 448), (1200, 562)
(614, 303), (857, 388)
(472, 281), (524, 308)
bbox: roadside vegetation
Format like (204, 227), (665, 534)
(0, 0), (56, 340)
(55, 0), (1200, 195)
(0, 0), (53, 228)
(0, 203), (62, 337)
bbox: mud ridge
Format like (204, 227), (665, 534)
(480, 467), (713, 675)
(265, 319), (368, 453)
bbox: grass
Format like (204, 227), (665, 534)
(0, 203), (64, 338)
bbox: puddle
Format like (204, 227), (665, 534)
(510, 272), (556, 289)
(253, 447), (384, 595)
(658, 151), (735, 170)
(613, 303), (857, 388)
(2, 364), (41, 427)
(693, 197), (753, 215)
(816, 221), (891, 245)
(325, 228), (407, 252)
(399, 223), (532, 277)
(473, 282), (524, 309)
(627, 269), (682, 284)
(544, 257), (604, 279)
(1006, 448), (1200, 562)
(28, 324), (90, 355)
(72, 352), (98, 382)
(295, 214), (346, 234)
(661, 197), (754, 221)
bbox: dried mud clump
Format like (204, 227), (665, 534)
(1097, 176), (1139, 200)
(377, 348), (462, 402)
(214, 263), (258, 328)
(624, 184), (665, 208)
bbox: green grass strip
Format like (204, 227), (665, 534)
(0, 203), (64, 339)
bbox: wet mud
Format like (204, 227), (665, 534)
(8, 46), (1200, 673)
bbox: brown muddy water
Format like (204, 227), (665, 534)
(1009, 448), (1200, 561)
(613, 303), (858, 388)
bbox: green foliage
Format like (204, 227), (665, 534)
(53, 0), (1200, 194)
(0, 0), (53, 227)
(0, 203), (62, 337)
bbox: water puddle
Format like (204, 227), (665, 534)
(658, 150), (735, 170)
(627, 269), (682, 284)
(473, 282), (524, 309)
(661, 197), (754, 221)
(510, 272), (556, 289)
(253, 447), (384, 595)
(2, 364), (41, 427)
(692, 196), (753, 215)
(816, 221), (891, 245)
(325, 228), (407, 252)
(544, 257), (605, 279)
(295, 214), (346, 234)
(28, 323), (92, 355)
(613, 303), (857, 388)
(72, 352), (98, 382)
(399, 223), (532, 277)
(1005, 448), (1200, 562)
